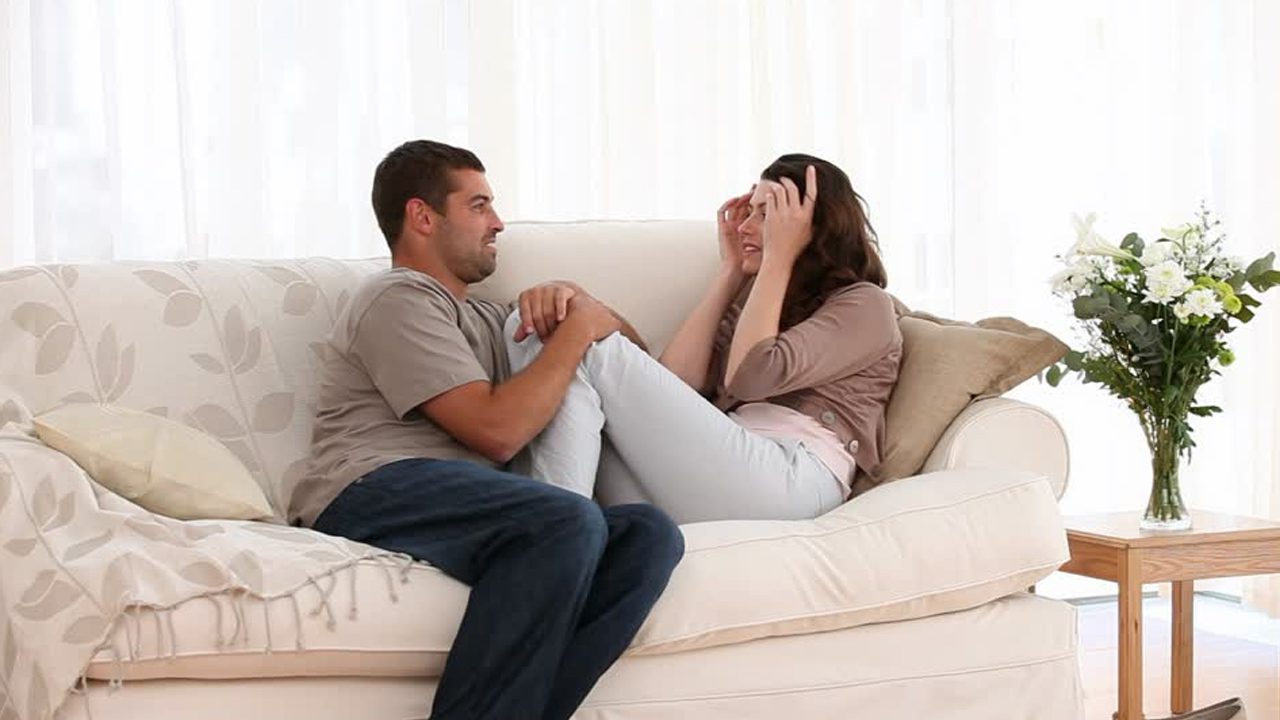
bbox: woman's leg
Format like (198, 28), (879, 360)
(506, 314), (843, 523)
(579, 334), (841, 523)
(505, 312), (604, 497)
(594, 437), (653, 507)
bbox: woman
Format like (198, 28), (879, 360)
(507, 154), (902, 523)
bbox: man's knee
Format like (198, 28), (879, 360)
(540, 490), (610, 550)
(607, 504), (685, 570)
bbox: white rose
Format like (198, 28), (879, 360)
(1140, 241), (1178, 267)
(1209, 255), (1244, 279)
(1144, 278), (1185, 304)
(1183, 287), (1224, 317)
(1145, 260), (1191, 286)
(1050, 259), (1100, 294)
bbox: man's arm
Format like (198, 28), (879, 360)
(421, 295), (621, 463)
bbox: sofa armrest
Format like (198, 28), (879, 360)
(920, 397), (1070, 500)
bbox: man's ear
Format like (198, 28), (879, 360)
(405, 197), (436, 237)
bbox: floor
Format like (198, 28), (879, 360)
(1077, 594), (1279, 718)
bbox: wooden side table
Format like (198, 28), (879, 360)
(1060, 511), (1280, 720)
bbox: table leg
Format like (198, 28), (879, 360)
(1118, 549), (1144, 720)
(1171, 580), (1194, 713)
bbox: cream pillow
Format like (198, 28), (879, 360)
(34, 403), (273, 521)
(868, 305), (1067, 487)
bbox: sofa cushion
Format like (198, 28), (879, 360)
(73, 594), (1082, 720)
(34, 403), (273, 521)
(86, 467), (1068, 680)
(873, 306), (1068, 485)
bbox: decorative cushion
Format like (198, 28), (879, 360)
(34, 403), (273, 521)
(872, 302), (1068, 484)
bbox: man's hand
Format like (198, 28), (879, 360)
(560, 293), (622, 343)
(514, 281), (584, 342)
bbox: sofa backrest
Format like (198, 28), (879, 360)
(0, 221), (720, 518)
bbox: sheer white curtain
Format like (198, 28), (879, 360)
(3, 1), (1279, 607)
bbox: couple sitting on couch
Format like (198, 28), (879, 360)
(287, 139), (902, 720)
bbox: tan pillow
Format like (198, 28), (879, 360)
(34, 403), (273, 521)
(869, 304), (1067, 486)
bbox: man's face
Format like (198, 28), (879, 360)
(434, 169), (504, 284)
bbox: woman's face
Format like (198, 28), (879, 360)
(736, 183), (771, 276)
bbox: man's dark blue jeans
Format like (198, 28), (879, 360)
(312, 457), (685, 720)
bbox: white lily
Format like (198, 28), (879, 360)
(1069, 212), (1136, 260)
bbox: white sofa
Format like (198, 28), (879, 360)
(0, 220), (1083, 720)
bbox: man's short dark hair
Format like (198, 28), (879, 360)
(371, 140), (485, 249)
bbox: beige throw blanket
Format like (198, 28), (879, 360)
(0, 403), (408, 720)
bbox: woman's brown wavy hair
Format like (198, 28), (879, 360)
(761, 153), (887, 329)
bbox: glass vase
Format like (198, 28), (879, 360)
(1140, 423), (1191, 531)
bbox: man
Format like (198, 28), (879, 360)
(290, 140), (684, 720)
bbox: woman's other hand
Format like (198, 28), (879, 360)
(717, 188), (753, 271)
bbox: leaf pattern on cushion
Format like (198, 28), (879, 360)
(187, 404), (245, 440)
(255, 265), (317, 315)
(252, 393), (294, 434)
(163, 291), (203, 326)
(31, 477), (56, 527)
(100, 556), (130, 608)
(134, 269), (190, 296)
(282, 283), (317, 315)
(60, 392), (97, 404)
(62, 530), (114, 563)
(61, 615), (108, 644)
(190, 352), (226, 374)
(236, 327), (263, 373)
(95, 325), (136, 402)
(12, 302), (65, 336)
(12, 303), (78, 374)
(44, 491), (77, 532)
(0, 266), (40, 284)
(2, 620), (16, 677)
(178, 561), (225, 588)
(225, 306), (247, 362)
(124, 517), (185, 547)
(229, 550), (264, 589)
(4, 538), (36, 557)
(135, 268), (206, 325)
(224, 438), (262, 474)
(0, 400), (26, 429)
(15, 576), (80, 620)
(21, 571), (57, 604)
(308, 341), (327, 366)
(35, 324), (76, 374)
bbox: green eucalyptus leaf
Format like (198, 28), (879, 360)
(1245, 252), (1275, 280)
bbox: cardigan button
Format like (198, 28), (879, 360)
(820, 411), (837, 425)
(847, 439), (860, 454)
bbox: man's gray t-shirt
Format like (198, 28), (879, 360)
(290, 267), (512, 527)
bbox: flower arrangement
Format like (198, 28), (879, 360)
(1046, 206), (1279, 530)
